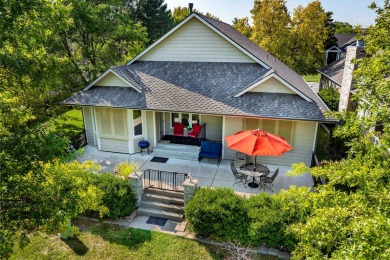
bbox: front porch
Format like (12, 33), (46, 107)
(78, 145), (314, 195)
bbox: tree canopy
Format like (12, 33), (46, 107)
(287, 1), (390, 258)
(171, 6), (220, 25)
(232, 17), (253, 38)
(130, 0), (174, 43)
(334, 21), (356, 33)
(0, 0), (159, 257)
(290, 1), (329, 74)
(250, 0), (292, 67)
(239, 0), (330, 75)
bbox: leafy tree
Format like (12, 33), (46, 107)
(60, 0), (148, 84)
(334, 21), (356, 33)
(171, 6), (220, 25)
(232, 17), (253, 38)
(318, 87), (340, 111)
(0, 1), (147, 257)
(290, 0), (328, 74)
(172, 6), (190, 24)
(287, 2), (390, 258)
(324, 11), (338, 49)
(250, 0), (292, 66)
(0, 156), (108, 257)
(0, 0), (148, 134)
(131, 0), (174, 43)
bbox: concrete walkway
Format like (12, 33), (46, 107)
(77, 145), (314, 196)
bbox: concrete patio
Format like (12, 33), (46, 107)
(77, 145), (314, 195)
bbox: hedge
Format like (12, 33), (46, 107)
(185, 187), (313, 251)
(185, 187), (250, 243)
(87, 172), (136, 219)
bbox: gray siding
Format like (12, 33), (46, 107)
(100, 138), (129, 153)
(223, 116), (244, 159)
(140, 18), (255, 63)
(146, 111), (155, 150)
(202, 115), (223, 141)
(165, 112), (173, 135)
(155, 112), (161, 142)
(82, 107), (95, 145)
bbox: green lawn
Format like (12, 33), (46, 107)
(302, 74), (321, 82)
(50, 109), (84, 136)
(11, 220), (221, 260)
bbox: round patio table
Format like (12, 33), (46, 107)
(240, 163), (270, 188)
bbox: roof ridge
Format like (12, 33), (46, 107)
(194, 12), (230, 25)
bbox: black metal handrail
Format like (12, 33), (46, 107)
(143, 169), (188, 192)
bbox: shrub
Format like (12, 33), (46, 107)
(114, 161), (140, 181)
(185, 188), (249, 243)
(246, 193), (295, 250)
(88, 172), (136, 219)
(318, 87), (340, 111)
(315, 125), (331, 161)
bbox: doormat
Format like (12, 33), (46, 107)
(146, 216), (168, 226)
(150, 157), (169, 163)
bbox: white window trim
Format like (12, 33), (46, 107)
(96, 107), (128, 140)
(170, 112), (201, 128)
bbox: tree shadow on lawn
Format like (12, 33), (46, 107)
(61, 237), (89, 256)
(89, 223), (153, 249)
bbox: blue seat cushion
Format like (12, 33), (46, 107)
(199, 151), (211, 157)
(210, 142), (222, 158)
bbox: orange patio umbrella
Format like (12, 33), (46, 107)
(225, 129), (293, 163)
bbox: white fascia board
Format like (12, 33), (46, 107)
(325, 46), (342, 52)
(126, 13), (270, 69)
(234, 73), (311, 102)
(84, 69), (142, 93)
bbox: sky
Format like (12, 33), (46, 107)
(165, 0), (378, 27)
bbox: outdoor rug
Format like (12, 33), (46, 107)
(146, 216), (168, 226)
(150, 157), (169, 163)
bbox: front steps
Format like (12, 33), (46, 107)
(152, 141), (199, 161)
(138, 188), (185, 221)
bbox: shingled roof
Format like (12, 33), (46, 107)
(64, 61), (333, 122)
(335, 33), (357, 49)
(63, 13), (334, 122)
(318, 57), (345, 86)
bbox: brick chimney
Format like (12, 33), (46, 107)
(338, 46), (365, 112)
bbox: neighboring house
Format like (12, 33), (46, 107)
(318, 46), (366, 111)
(63, 12), (335, 167)
(325, 33), (364, 64)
